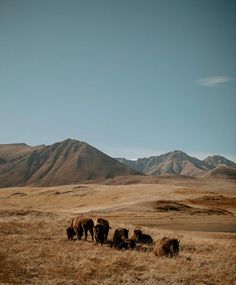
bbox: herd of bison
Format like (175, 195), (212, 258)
(66, 217), (180, 257)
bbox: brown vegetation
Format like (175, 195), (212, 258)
(0, 178), (236, 284)
(1, 211), (236, 284)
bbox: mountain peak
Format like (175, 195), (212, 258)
(204, 155), (236, 169)
(166, 150), (188, 160)
(173, 150), (186, 155)
(0, 139), (135, 187)
(61, 138), (82, 144)
(173, 150), (184, 154)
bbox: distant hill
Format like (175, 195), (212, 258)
(202, 166), (236, 179)
(0, 143), (44, 161)
(117, 157), (150, 173)
(116, 150), (236, 177)
(0, 139), (135, 187)
(203, 155), (236, 169)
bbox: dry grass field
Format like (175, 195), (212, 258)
(0, 176), (236, 284)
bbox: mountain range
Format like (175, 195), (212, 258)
(0, 139), (236, 187)
(116, 150), (236, 177)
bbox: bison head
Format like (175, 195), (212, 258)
(66, 227), (76, 240)
(133, 229), (142, 238)
(94, 224), (105, 244)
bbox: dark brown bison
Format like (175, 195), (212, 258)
(131, 229), (153, 244)
(153, 237), (180, 257)
(94, 224), (105, 245)
(67, 217), (94, 241)
(112, 228), (136, 250)
(66, 226), (76, 240)
(95, 218), (110, 244)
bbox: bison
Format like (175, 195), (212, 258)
(67, 217), (94, 241)
(66, 226), (76, 240)
(153, 237), (180, 257)
(94, 224), (105, 245)
(112, 228), (136, 250)
(131, 229), (153, 244)
(95, 218), (110, 244)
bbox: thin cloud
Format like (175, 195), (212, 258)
(196, 76), (234, 87)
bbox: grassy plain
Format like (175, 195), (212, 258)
(0, 176), (236, 284)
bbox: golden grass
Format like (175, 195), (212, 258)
(1, 178), (236, 284)
(1, 211), (236, 285)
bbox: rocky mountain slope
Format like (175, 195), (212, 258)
(202, 166), (236, 179)
(0, 139), (135, 187)
(116, 151), (236, 177)
(1, 140), (235, 187)
(203, 155), (236, 169)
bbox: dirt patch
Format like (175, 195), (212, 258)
(185, 195), (236, 208)
(174, 189), (216, 195)
(104, 175), (159, 185)
(151, 200), (191, 212)
(73, 185), (90, 189)
(190, 208), (232, 215)
(11, 192), (27, 197)
(54, 186), (94, 197)
(0, 209), (55, 218)
(143, 200), (232, 215)
(54, 189), (75, 195)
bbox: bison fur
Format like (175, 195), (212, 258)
(112, 228), (136, 250)
(95, 218), (110, 244)
(154, 237), (180, 257)
(67, 217), (94, 241)
(131, 229), (153, 244)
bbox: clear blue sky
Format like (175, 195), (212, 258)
(0, 0), (236, 161)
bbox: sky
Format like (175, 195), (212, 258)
(0, 0), (236, 161)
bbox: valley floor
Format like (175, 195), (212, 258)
(0, 177), (236, 284)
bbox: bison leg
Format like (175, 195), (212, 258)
(75, 225), (83, 240)
(75, 229), (82, 240)
(84, 227), (88, 241)
(104, 229), (109, 243)
(89, 227), (94, 242)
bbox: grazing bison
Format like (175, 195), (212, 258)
(94, 224), (105, 245)
(112, 228), (136, 250)
(66, 226), (76, 240)
(67, 217), (94, 241)
(153, 237), (180, 257)
(131, 229), (153, 244)
(95, 218), (110, 243)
